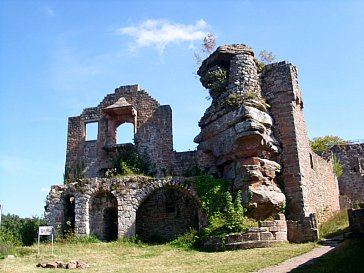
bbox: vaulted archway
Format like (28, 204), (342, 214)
(135, 186), (199, 243)
(89, 191), (118, 241)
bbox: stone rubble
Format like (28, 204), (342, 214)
(36, 260), (89, 269)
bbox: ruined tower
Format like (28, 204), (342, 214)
(194, 45), (340, 241)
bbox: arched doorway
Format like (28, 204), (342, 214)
(89, 191), (118, 241)
(136, 187), (199, 243)
(63, 195), (75, 235)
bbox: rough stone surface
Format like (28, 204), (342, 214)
(331, 144), (364, 207)
(203, 214), (287, 251)
(348, 208), (364, 236)
(65, 84), (198, 179)
(46, 43), (347, 244)
(195, 46), (285, 220)
(45, 176), (204, 240)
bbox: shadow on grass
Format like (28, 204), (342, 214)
(290, 236), (364, 273)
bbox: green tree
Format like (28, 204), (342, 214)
(310, 135), (347, 152)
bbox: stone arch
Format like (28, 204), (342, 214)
(135, 180), (203, 243)
(89, 190), (118, 241)
(116, 122), (135, 144)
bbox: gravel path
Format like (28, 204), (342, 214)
(253, 236), (343, 273)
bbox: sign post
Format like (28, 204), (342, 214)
(38, 226), (54, 256)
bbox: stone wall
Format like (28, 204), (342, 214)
(203, 214), (287, 251)
(261, 61), (340, 225)
(309, 153), (340, 222)
(45, 176), (204, 240)
(348, 208), (364, 236)
(136, 187), (199, 242)
(331, 144), (364, 207)
(65, 84), (196, 180)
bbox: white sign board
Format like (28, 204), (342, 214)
(39, 226), (53, 235)
(38, 226), (54, 255)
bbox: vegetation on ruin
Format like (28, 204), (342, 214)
(225, 92), (271, 110)
(332, 155), (344, 177)
(205, 65), (228, 94)
(64, 161), (85, 183)
(193, 176), (258, 238)
(194, 33), (216, 65)
(0, 238), (317, 273)
(319, 210), (349, 239)
(255, 49), (275, 73)
(105, 146), (153, 177)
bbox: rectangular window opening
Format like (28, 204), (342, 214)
(86, 121), (98, 141)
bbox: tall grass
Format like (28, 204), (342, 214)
(319, 210), (349, 239)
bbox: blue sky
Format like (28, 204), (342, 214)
(0, 0), (363, 218)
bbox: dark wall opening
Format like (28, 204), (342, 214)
(136, 187), (199, 243)
(103, 207), (118, 242)
(63, 195), (75, 235)
(89, 191), (118, 241)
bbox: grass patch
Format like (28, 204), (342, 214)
(319, 210), (349, 239)
(0, 240), (316, 273)
(291, 237), (364, 273)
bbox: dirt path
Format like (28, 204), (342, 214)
(253, 236), (343, 273)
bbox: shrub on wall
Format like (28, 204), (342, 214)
(194, 176), (256, 237)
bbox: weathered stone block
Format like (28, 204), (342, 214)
(260, 232), (274, 240)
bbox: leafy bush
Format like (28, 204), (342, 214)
(106, 146), (153, 177)
(0, 228), (21, 258)
(333, 155), (344, 177)
(1, 214), (46, 246)
(169, 229), (199, 250)
(203, 192), (249, 237)
(193, 175), (229, 218)
(310, 135), (347, 152)
(205, 66), (228, 93)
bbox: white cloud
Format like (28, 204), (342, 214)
(117, 19), (209, 54)
(43, 7), (55, 17)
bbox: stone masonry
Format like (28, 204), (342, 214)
(46, 44), (346, 244)
(331, 143), (364, 208)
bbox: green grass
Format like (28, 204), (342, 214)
(319, 210), (349, 239)
(291, 237), (364, 273)
(0, 240), (316, 273)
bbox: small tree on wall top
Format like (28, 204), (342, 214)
(194, 33), (217, 65)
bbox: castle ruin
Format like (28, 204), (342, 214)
(45, 44), (363, 244)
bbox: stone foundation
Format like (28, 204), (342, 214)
(203, 214), (287, 251)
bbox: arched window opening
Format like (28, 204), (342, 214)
(63, 195), (75, 235)
(116, 123), (134, 144)
(85, 121), (98, 141)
